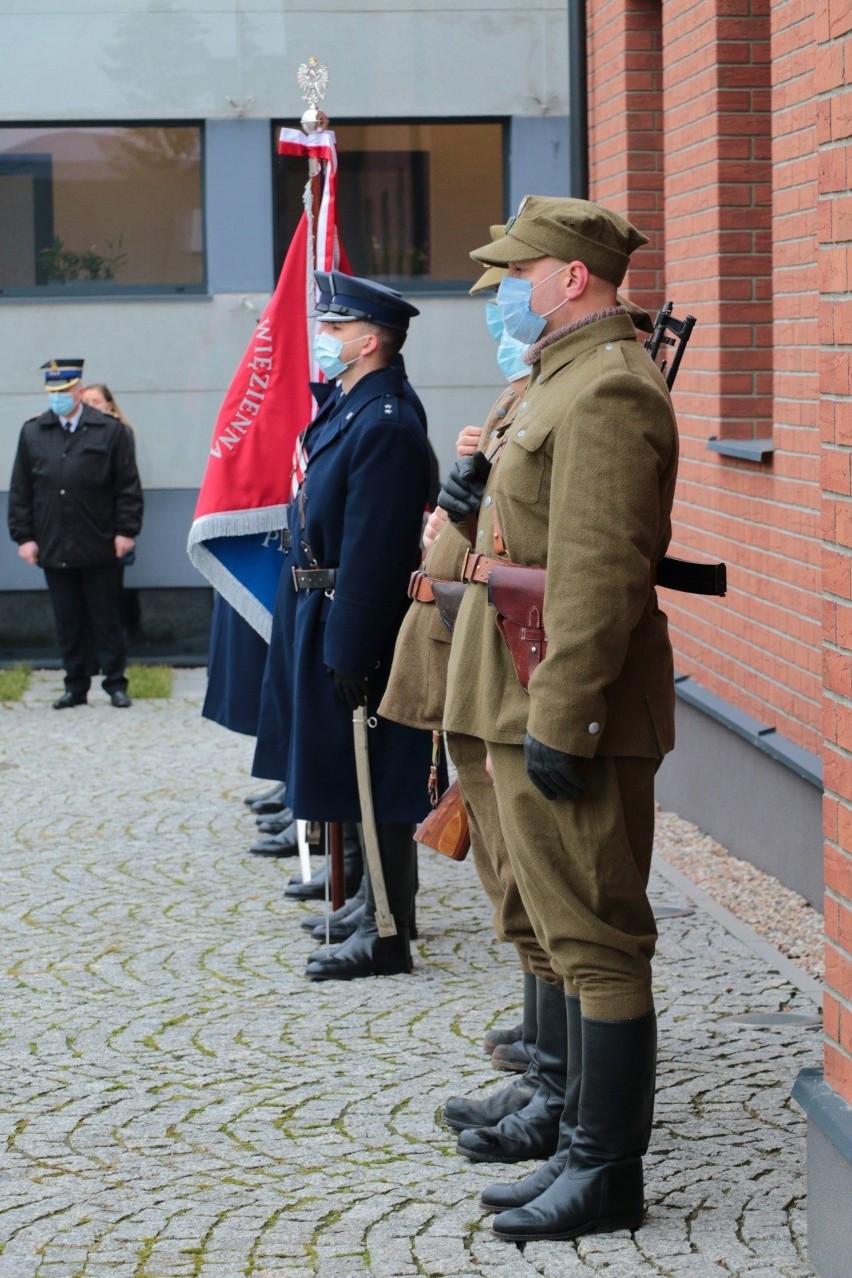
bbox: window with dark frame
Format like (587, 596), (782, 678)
(273, 120), (506, 290)
(0, 124), (205, 295)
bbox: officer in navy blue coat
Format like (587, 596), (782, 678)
(251, 272), (434, 979)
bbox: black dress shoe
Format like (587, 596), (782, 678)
(284, 855), (361, 901)
(309, 902), (366, 947)
(109, 690), (132, 708)
(249, 823), (299, 857)
(244, 782), (285, 808)
(53, 692), (88, 709)
(300, 879), (367, 932)
(256, 807), (295, 833)
(250, 784), (287, 815)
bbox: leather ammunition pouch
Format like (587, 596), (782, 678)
(431, 580), (467, 633)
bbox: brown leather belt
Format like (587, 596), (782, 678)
(407, 569), (436, 604)
(465, 548), (670, 591)
(461, 549), (507, 584)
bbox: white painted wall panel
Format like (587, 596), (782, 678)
(0, 7), (567, 120)
(0, 295), (503, 490)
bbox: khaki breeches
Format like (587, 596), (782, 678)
(487, 743), (659, 1021)
(447, 731), (555, 984)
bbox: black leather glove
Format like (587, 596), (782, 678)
(524, 733), (587, 801)
(333, 670), (370, 710)
(437, 450), (492, 523)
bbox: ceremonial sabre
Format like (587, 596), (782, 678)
(352, 707), (397, 937)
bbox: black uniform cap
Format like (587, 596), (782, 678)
(311, 271), (419, 333)
(41, 359), (84, 390)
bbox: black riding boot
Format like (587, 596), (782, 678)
(305, 822), (415, 980)
(457, 978), (567, 1162)
(442, 973), (538, 1132)
(492, 1010), (656, 1242)
(481, 994), (581, 1208)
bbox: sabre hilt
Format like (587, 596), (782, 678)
(645, 301), (697, 390)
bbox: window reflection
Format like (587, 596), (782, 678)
(274, 120), (505, 287)
(0, 125), (204, 292)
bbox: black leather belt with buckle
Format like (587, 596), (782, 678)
(292, 567), (337, 591)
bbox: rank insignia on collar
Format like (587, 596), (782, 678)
(383, 403), (393, 415)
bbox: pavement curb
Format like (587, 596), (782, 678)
(654, 850), (824, 1003)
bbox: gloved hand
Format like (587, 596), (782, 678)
(437, 450), (492, 523)
(524, 733), (587, 801)
(333, 670), (370, 710)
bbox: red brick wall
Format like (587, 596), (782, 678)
(586, 0), (852, 1101)
(656, 0), (816, 753)
(587, 0), (665, 298)
(818, 0), (852, 1106)
(589, 0), (820, 753)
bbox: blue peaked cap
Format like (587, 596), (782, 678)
(312, 271), (419, 333)
(41, 358), (84, 390)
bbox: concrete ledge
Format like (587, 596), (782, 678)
(674, 675), (822, 788)
(657, 681), (824, 909)
(792, 1067), (852, 1278)
(707, 436), (775, 462)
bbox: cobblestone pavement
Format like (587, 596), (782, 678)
(0, 670), (821, 1278)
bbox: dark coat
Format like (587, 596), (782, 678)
(202, 593), (270, 737)
(8, 406), (143, 569)
(252, 363), (434, 823)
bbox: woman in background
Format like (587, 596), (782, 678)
(82, 383), (142, 636)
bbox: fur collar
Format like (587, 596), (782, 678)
(523, 305), (628, 365)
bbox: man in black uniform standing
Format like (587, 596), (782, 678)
(8, 358), (144, 708)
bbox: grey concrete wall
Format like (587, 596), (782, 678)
(805, 1119), (852, 1277)
(205, 120), (275, 294)
(656, 697), (824, 910)
(1, 490), (205, 590)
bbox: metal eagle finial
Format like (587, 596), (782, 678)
(298, 57), (330, 133)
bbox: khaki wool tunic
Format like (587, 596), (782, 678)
(443, 312), (678, 759)
(378, 382), (524, 732)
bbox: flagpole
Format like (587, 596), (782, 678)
(297, 58), (348, 919)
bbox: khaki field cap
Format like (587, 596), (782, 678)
(470, 196), (649, 287)
(469, 222), (509, 296)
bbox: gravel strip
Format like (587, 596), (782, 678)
(655, 805), (825, 981)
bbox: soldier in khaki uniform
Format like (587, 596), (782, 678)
(441, 197), (678, 1242)
(380, 256), (571, 1146)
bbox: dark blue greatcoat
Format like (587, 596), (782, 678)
(251, 364), (434, 823)
(202, 593), (269, 737)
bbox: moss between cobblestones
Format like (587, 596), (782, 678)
(0, 664), (31, 700)
(127, 663), (173, 699)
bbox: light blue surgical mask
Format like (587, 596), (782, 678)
(485, 299), (528, 382)
(496, 330), (530, 383)
(496, 265), (569, 344)
(312, 331), (364, 380)
(49, 391), (75, 417)
(484, 300), (503, 342)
